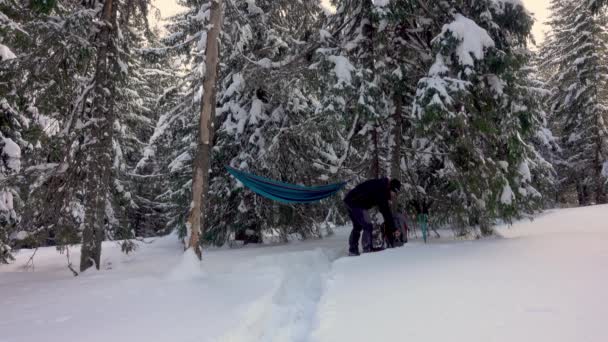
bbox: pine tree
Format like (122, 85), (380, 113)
(111, 1), (165, 245)
(412, 0), (551, 234)
(540, 0), (608, 205)
(1, 0), (156, 271)
(145, 0), (223, 245)
(0, 0), (79, 262)
(151, 0), (325, 246)
(212, 0), (326, 242)
(305, 1), (415, 217)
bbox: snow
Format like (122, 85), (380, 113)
(223, 73), (245, 99)
(312, 205), (608, 342)
(568, 132), (582, 143)
(0, 43), (16, 61)
(536, 127), (559, 148)
(498, 160), (509, 171)
(9, 230), (28, 241)
(327, 55), (355, 88)
(500, 182), (515, 204)
(428, 54), (449, 76)
(492, 0), (524, 7)
(68, 201), (85, 224)
(117, 58), (128, 74)
(372, 0), (390, 6)
(35, 113), (60, 136)
(2, 205), (608, 342)
(0, 190), (14, 213)
(245, 0), (264, 16)
(2, 138), (21, 172)
(168, 151), (192, 173)
(248, 98), (266, 125)
(487, 74), (505, 96)
(518, 160), (532, 182)
(319, 29), (332, 42)
(435, 14), (495, 67)
(166, 248), (206, 281)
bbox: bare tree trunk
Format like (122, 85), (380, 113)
(186, 0), (223, 260)
(364, 0), (380, 180)
(390, 96), (403, 211)
(80, 0), (116, 272)
(372, 124), (380, 179)
(577, 179), (590, 206)
(595, 118), (607, 204)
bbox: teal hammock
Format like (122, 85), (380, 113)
(226, 166), (347, 204)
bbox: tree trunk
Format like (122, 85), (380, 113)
(596, 153), (606, 204)
(577, 181), (590, 206)
(186, 0), (223, 260)
(390, 96), (403, 211)
(595, 116), (607, 204)
(372, 124), (380, 179)
(80, 0), (116, 272)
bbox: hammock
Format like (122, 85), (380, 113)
(226, 166), (347, 204)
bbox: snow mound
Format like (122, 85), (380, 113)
(165, 248), (206, 281)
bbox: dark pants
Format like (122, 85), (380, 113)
(347, 205), (373, 252)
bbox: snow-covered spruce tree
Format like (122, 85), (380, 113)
(111, 2), (169, 241)
(72, 0), (156, 270)
(146, 0), (218, 245)
(129, 55), (179, 238)
(308, 0), (439, 219)
(310, 0), (390, 183)
(412, 0), (552, 235)
(521, 60), (560, 207)
(152, 0), (326, 245)
(133, 53), (183, 237)
(540, 0), (608, 205)
(4, 0), (155, 271)
(0, 1), (22, 263)
(0, 0), (77, 262)
(211, 0), (328, 243)
(298, 1), (384, 215)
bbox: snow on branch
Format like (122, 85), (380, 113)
(433, 14), (495, 68)
(0, 43), (16, 61)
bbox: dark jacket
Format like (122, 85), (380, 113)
(344, 178), (395, 232)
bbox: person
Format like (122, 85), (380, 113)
(344, 177), (401, 256)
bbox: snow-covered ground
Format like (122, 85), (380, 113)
(1, 205), (607, 342)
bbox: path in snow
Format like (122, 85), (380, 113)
(1, 228), (351, 342)
(217, 248), (342, 342)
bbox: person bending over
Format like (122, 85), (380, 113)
(344, 178), (401, 256)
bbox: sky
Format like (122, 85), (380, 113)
(152, 0), (551, 44)
(522, 0), (551, 44)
